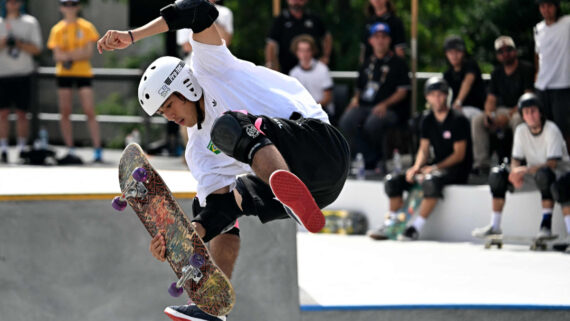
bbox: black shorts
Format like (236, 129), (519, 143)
(0, 76), (32, 111)
(245, 115), (350, 209)
(56, 76), (92, 88)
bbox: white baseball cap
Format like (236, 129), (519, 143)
(494, 36), (516, 51)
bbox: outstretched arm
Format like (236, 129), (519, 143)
(97, 0), (222, 54)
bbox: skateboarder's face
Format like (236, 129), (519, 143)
(426, 90), (447, 112)
(522, 106), (542, 130)
(157, 92), (199, 127)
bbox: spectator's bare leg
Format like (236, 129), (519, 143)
(492, 198), (505, 212)
(0, 109), (9, 141)
(250, 144), (289, 185)
(57, 88), (74, 148)
(15, 110), (29, 144)
(542, 199), (554, 210)
(79, 87), (100, 148)
(418, 197), (438, 219)
(389, 197), (404, 212)
(209, 233), (240, 279)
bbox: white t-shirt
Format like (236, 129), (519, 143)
(186, 38), (329, 206)
(289, 59), (333, 106)
(534, 15), (570, 90)
(512, 120), (570, 168)
(0, 14), (42, 77)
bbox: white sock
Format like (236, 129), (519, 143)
(17, 137), (26, 150)
(68, 147), (75, 156)
(0, 138), (7, 152)
(564, 216), (570, 235)
(491, 212), (502, 231)
(412, 216), (426, 232)
(543, 208), (553, 215)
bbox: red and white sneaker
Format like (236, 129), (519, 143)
(164, 304), (226, 321)
(269, 169), (325, 233)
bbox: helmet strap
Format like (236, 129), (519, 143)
(196, 96), (204, 130)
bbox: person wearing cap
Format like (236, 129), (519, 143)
(339, 22), (410, 172)
(360, 0), (406, 63)
(534, 0), (570, 154)
(97, 1), (350, 319)
(473, 93), (570, 250)
(47, 0), (101, 164)
(442, 35), (486, 121)
(370, 77), (472, 241)
(471, 36), (534, 174)
(0, 0), (42, 163)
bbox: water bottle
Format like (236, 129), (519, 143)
(354, 153), (365, 180)
(39, 127), (49, 150)
(392, 149), (402, 174)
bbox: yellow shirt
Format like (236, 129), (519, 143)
(47, 18), (100, 77)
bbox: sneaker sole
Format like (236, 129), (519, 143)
(164, 307), (219, 321)
(269, 170), (324, 233)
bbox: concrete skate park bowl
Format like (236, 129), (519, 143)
(1, 167), (569, 321)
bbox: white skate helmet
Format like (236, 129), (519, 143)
(138, 56), (203, 116)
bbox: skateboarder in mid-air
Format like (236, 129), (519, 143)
(472, 93), (570, 248)
(97, 1), (350, 319)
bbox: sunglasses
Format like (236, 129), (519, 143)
(61, 2), (79, 7)
(496, 47), (515, 55)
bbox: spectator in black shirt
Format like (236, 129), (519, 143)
(372, 78), (472, 241)
(339, 22), (410, 170)
(360, 0), (406, 63)
(472, 36), (533, 172)
(265, 0), (332, 75)
(443, 35), (486, 122)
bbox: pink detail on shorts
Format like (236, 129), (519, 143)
(254, 117), (266, 135)
(234, 109), (248, 115)
(233, 219), (240, 229)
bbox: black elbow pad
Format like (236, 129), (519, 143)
(160, 0), (219, 33)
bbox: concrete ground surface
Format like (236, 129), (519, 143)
(1, 146), (569, 321)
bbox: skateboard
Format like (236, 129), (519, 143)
(319, 210), (368, 235)
(479, 234), (559, 251)
(111, 143), (235, 317)
(382, 183), (423, 240)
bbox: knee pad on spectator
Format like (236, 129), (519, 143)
(384, 173), (407, 197)
(422, 174), (443, 198)
(535, 167), (555, 200)
(488, 165), (511, 198)
(551, 172), (570, 206)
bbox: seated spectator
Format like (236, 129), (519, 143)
(289, 34), (334, 119)
(471, 36), (532, 173)
(443, 35), (486, 121)
(265, 0), (332, 74)
(369, 78), (472, 241)
(360, 0), (406, 63)
(0, 0), (42, 163)
(339, 22), (409, 170)
(473, 93), (570, 247)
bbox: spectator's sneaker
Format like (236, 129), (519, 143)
(472, 225), (502, 238)
(164, 304), (226, 321)
(57, 153), (83, 165)
(536, 227), (552, 239)
(553, 235), (570, 252)
(269, 169), (325, 233)
(1, 151), (7, 163)
(368, 219), (395, 240)
(93, 148), (103, 163)
(397, 226), (419, 241)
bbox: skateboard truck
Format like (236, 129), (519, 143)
(168, 253), (205, 297)
(111, 167), (149, 211)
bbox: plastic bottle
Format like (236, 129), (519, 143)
(355, 153), (365, 180)
(39, 127), (49, 150)
(392, 149), (402, 174)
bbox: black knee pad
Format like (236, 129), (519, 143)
(551, 172), (570, 206)
(384, 173), (407, 197)
(191, 197), (240, 238)
(235, 175), (289, 224)
(191, 192), (243, 243)
(535, 167), (555, 200)
(211, 111), (274, 164)
(488, 165), (511, 198)
(422, 174), (443, 198)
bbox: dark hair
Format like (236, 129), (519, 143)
(366, 0), (396, 17)
(1, 0), (26, 18)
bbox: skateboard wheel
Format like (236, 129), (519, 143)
(484, 243), (491, 249)
(111, 196), (127, 211)
(190, 253), (205, 268)
(168, 282), (184, 297)
(132, 167), (148, 182)
(497, 243), (503, 249)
